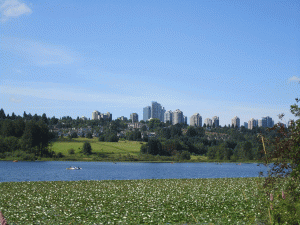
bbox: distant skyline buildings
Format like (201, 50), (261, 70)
(212, 116), (219, 127)
(173, 109), (184, 125)
(204, 118), (212, 127)
(91, 108), (280, 129)
(151, 101), (165, 122)
(248, 118), (257, 130)
(190, 113), (202, 127)
(164, 110), (173, 124)
(92, 110), (112, 121)
(130, 113), (139, 123)
(143, 106), (151, 121)
(231, 116), (240, 128)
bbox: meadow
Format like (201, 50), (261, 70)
(0, 177), (268, 224)
(49, 138), (206, 162)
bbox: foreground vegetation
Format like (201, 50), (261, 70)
(0, 177), (272, 224)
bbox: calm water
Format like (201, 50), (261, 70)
(0, 161), (269, 182)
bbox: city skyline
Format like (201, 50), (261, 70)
(1, 0), (299, 126)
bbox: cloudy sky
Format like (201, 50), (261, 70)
(1, 0), (299, 125)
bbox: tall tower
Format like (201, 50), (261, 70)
(130, 113), (139, 123)
(151, 101), (164, 122)
(231, 116), (240, 128)
(204, 118), (212, 127)
(248, 118), (257, 130)
(164, 110), (173, 124)
(143, 106), (151, 121)
(190, 113), (202, 127)
(212, 116), (219, 127)
(92, 110), (99, 120)
(173, 109), (183, 125)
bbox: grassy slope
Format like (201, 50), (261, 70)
(0, 178), (268, 224)
(51, 138), (139, 157)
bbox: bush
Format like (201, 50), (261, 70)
(56, 152), (64, 158)
(98, 135), (105, 142)
(68, 149), (75, 154)
(70, 132), (78, 138)
(86, 132), (93, 139)
(83, 142), (92, 155)
(175, 151), (191, 161)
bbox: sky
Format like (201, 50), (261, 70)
(0, 0), (299, 126)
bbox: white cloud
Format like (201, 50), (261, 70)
(288, 76), (300, 83)
(0, 0), (32, 22)
(9, 96), (22, 103)
(2, 37), (78, 66)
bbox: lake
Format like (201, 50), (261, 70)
(0, 161), (270, 182)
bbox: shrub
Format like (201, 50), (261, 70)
(56, 152), (64, 158)
(70, 132), (78, 138)
(86, 132), (93, 139)
(175, 151), (191, 161)
(68, 149), (75, 154)
(98, 135), (105, 142)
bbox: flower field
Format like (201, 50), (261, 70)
(0, 178), (268, 224)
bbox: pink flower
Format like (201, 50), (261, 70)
(282, 191), (286, 199)
(270, 193), (273, 201)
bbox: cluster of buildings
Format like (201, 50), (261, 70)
(91, 102), (286, 129)
(92, 111), (112, 121)
(243, 116), (275, 129)
(189, 114), (220, 127)
(143, 101), (187, 125)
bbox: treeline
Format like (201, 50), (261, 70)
(0, 109), (57, 160)
(139, 119), (278, 162)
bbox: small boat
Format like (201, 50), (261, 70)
(66, 166), (82, 170)
(13, 160), (18, 162)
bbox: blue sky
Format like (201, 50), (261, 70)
(1, 0), (299, 126)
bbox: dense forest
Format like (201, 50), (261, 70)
(0, 108), (281, 161)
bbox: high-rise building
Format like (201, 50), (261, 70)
(231, 116), (240, 128)
(265, 116), (274, 127)
(258, 119), (263, 127)
(204, 118), (212, 127)
(143, 106), (151, 121)
(183, 116), (187, 124)
(212, 116), (219, 127)
(92, 110), (99, 120)
(164, 110), (173, 124)
(173, 109), (183, 125)
(248, 118), (257, 130)
(258, 116), (274, 128)
(151, 101), (165, 122)
(244, 122), (248, 129)
(190, 113), (202, 127)
(130, 113), (139, 123)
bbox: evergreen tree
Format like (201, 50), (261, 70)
(0, 108), (6, 119)
(83, 142), (92, 155)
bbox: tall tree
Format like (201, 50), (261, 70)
(1, 120), (15, 137)
(41, 113), (48, 125)
(0, 108), (6, 120)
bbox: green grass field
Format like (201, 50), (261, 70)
(50, 138), (146, 161)
(0, 177), (269, 224)
(49, 138), (207, 162)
